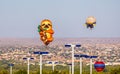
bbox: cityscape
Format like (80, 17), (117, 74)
(0, 38), (120, 65)
(0, 38), (120, 74)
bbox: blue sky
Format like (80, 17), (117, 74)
(0, 0), (120, 38)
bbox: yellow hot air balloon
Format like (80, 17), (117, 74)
(85, 16), (96, 29)
(38, 19), (54, 46)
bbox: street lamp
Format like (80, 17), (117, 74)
(65, 44), (81, 74)
(48, 61), (58, 71)
(74, 54), (88, 74)
(84, 55), (98, 74)
(23, 57), (34, 74)
(8, 64), (14, 74)
(81, 55), (97, 74)
(34, 51), (49, 74)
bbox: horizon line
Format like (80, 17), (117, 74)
(0, 37), (120, 39)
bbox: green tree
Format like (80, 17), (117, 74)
(0, 70), (8, 74)
(110, 67), (120, 74)
(15, 69), (27, 74)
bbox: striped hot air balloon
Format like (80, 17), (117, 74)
(94, 61), (105, 72)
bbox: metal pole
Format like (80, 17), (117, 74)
(80, 58), (82, 74)
(40, 55), (42, 74)
(71, 45), (75, 74)
(27, 58), (30, 74)
(90, 59), (92, 74)
(52, 62), (54, 71)
(90, 48), (92, 74)
(69, 65), (71, 74)
(10, 66), (12, 74)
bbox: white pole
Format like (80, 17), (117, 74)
(69, 65), (71, 74)
(80, 58), (82, 74)
(90, 59), (92, 74)
(40, 55), (42, 74)
(71, 45), (75, 74)
(10, 66), (12, 74)
(52, 62), (54, 71)
(27, 58), (30, 74)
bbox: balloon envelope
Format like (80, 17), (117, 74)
(84, 16), (96, 29)
(94, 61), (105, 72)
(86, 16), (96, 24)
(38, 19), (54, 46)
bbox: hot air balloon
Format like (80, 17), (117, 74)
(84, 16), (96, 29)
(38, 19), (54, 46)
(94, 61), (105, 72)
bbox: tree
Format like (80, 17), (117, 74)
(15, 69), (27, 74)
